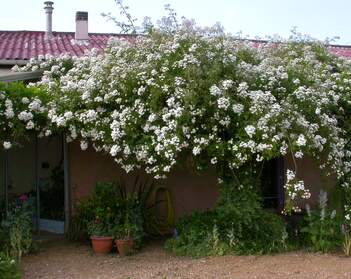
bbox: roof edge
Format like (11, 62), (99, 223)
(0, 60), (28, 66)
(0, 30), (136, 36)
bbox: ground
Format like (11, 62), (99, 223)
(22, 240), (351, 279)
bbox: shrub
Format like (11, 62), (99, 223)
(1, 195), (33, 262)
(343, 232), (351, 256)
(165, 181), (288, 257)
(301, 191), (343, 252)
(68, 182), (121, 240)
(0, 252), (21, 279)
(68, 179), (154, 248)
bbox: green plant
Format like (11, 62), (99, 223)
(301, 191), (343, 252)
(1, 195), (33, 262)
(87, 218), (112, 237)
(66, 218), (83, 241)
(343, 232), (351, 256)
(70, 182), (120, 240)
(0, 252), (21, 279)
(70, 178), (155, 247)
(113, 220), (140, 240)
(165, 179), (288, 257)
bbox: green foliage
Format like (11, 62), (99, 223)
(0, 252), (21, 279)
(1, 196), (33, 262)
(0, 82), (49, 143)
(87, 219), (112, 237)
(343, 232), (351, 256)
(65, 215), (86, 242)
(69, 179), (154, 248)
(300, 191), (343, 252)
(165, 180), (288, 257)
(71, 182), (121, 238)
(301, 209), (342, 252)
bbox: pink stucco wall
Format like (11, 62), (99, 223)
(68, 142), (219, 219)
(68, 141), (338, 217)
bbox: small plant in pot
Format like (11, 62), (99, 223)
(88, 219), (113, 254)
(113, 221), (139, 257)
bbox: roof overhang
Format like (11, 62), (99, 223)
(0, 70), (43, 82)
(0, 59), (29, 66)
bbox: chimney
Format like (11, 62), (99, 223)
(75, 11), (89, 40)
(44, 1), (54, 40)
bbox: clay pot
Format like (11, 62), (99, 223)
(90, 236), (113, 254)
(115, 239), (134, 256)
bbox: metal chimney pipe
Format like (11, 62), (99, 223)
(44, 1), (54, 40)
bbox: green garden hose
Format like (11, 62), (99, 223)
(147, 185), (175, 236)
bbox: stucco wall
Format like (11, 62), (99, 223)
(68, 142), (219, 219)
(69, 141), (339, 217)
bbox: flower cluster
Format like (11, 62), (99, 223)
(3, 23), (351, 214)
(283, 169), (311, 214)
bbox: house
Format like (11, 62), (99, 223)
(0, 1), (133, 233)
(0, 1), (130, 81)
(1, 1), (350, 234)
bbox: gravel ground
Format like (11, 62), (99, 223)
(22, 240), (351, 279)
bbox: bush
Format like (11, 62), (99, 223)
(301, 191), (343, 252)
(1, 195), (33, 262)
(0, 252), (21, 279)
(67, 182), (122, 241)
(165, 182), (288, 257)
(68, 179), (154, 248)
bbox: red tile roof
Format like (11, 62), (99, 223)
(0, 30), (131, 61)
(1, 30), (351, 62)
(329, 45), (351, 59)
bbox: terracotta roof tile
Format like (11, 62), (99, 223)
(329, 46), (351, 59)
(1, 30), (351, 62)
(0, 30), (131, 61)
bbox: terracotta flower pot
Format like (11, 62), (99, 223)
(90, 236), (113, 254)
(115, 239), (134, 256)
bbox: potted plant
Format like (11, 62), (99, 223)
(88, 218), (113, 254)
(113, 221), (138, 256)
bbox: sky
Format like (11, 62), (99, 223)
(1, 0), (351, 45)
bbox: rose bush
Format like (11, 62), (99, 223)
(2, 22), (351, 217)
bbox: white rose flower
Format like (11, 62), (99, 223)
(244, 125), (256, 138)
(296, 134), (306, 146)
(232, 104), (244, 114)
(80, 141), (88, 150)
(3, 141), (12, 149)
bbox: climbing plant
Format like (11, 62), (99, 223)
(1, 18), (351, 218)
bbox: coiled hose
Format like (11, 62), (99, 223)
(147, 185), (175, 236)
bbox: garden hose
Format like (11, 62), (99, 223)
(147, 186), (175, 236)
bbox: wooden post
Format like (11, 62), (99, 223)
(63, 133), (70, 234)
